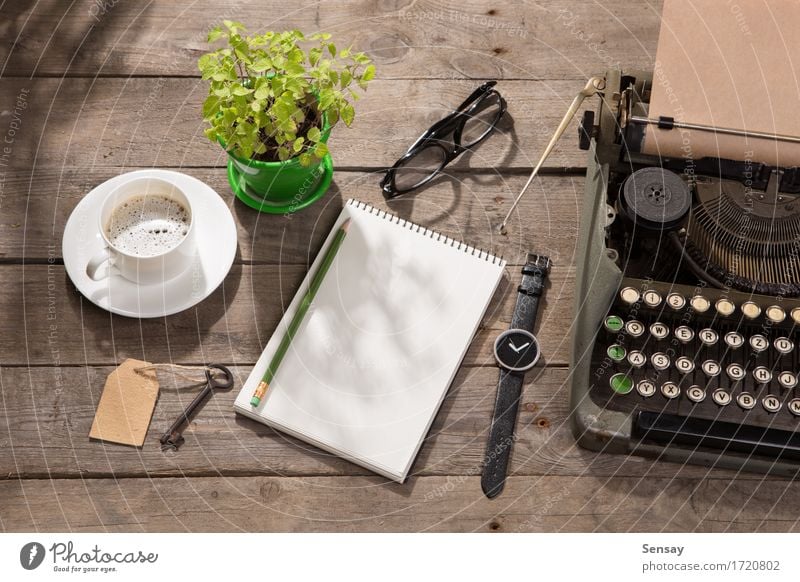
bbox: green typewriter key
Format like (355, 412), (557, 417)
(609, 373), (634, 395)
(606, 344), (627, 362)
(604, 315), (624, 333)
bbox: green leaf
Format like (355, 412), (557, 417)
(328, 43), (336, 57)
(231, 85), (253, 96)
(299, 152), (313, 166)
(250, 57), (273, 72)
(293, 137), (305, 152)
(255, 87), (271, 101)
(362, 64), (375, 82)
(207, 26), (224, 43)
(339, 69), (352, 88)
(313, 142), (329, 157)
(277, 146), (291, 161)
(202, 95), (222, 118)
(318, 89), (335, 110)
(307, 126), (321, 142)
(223, 20), (246, 34)
(341, 103), (355, 126)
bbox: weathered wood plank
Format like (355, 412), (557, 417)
(0, 263), (574, 366)
(0, 168), (584, 265)
(0, 365), (760, 481)
(0, 0), (659, 79)
(0, 77), (598, 170)
(0, 473), (793, 532)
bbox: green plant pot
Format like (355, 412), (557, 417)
(219, 116), (333, 214)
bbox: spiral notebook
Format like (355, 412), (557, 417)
(234, 199), (506, 482)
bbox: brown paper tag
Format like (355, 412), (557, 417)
(89, 359), (159, 447)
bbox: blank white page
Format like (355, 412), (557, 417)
(234, 200), (506, 481)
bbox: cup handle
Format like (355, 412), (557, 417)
(86, 246), (119, 280)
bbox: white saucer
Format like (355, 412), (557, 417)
(63, 169), (238, 318)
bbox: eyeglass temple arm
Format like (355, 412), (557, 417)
(498, 76), (606, 235)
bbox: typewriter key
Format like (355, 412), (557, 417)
(736, 392), (756, 410)
(689, 295), (711, 313)
(715, 298), (735, 317)
(686, 385), (706, 403)
(774, 337), (794, 355)
(766, 305), (786, 323)
(604, 315), (624, 332)
(749, 334), (768, 353)
(788, 398), (800, 416)
(741, 301), (761, 319)
(674, 326), (694, 343)
(724, 331), (744, 349)
(642, 290), (662, 307)
(619, 287), (640, 305)
(752, 366), (772, 384)
(607, 344), (626, 362)
(701, 360), (721, 377)
(609, 373), (634, 395)
(666, 293), (686, 310)
(625, 320), (645, 337)
(649, 322), (669, 340)
(661, 382), (680, 399)
(778, 371), (798, 390)
(627, 350), (646, 368)
(637, 380), (656, 398)
(762, 395), (781, 413)
(651, 352), (670, 370)
(726, 363), (746, 382)
(712, 389), (732, 406)
(792, 307), (800, 325)
(698, 328), (718, 346)
(675, 356), (695, 374)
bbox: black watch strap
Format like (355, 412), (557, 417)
(481, 369), (524, 498)
(511, 254), (550, 332)
(482, 253), (550, 498)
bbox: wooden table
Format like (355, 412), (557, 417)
(1, 0), (797, 533)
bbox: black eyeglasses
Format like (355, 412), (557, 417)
(380, 81), (507, 198)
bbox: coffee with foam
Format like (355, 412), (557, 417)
(106, 195), (190, 257)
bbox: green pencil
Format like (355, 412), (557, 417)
(250, 218), (352, 407)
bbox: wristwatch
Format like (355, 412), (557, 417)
(481, 253), (551, 498)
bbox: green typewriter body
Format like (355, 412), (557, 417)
(570, 70), (800, 476)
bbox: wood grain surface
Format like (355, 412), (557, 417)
(1, 0), (791, 533)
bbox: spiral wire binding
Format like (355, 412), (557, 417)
(346, 199), (505, 265)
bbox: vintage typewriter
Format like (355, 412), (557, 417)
(570, 69), (800, 475)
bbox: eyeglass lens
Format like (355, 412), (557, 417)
(460, 91), (504, 148)
(392, 144), (448, 193)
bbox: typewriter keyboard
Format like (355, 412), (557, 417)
(591, 278), (800, 435)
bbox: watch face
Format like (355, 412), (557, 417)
(494, 329), (540, 372)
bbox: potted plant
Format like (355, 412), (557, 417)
(198, 22), (375, 213)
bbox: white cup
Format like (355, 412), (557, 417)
(86, 176), (196, 285)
